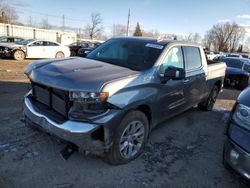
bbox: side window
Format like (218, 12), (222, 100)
(29, 41), (43, 46)
(161, 46), (184, 73)
(7, 38), (14, 42)
(14, 38), (23, 42)
(183, 47), (202, 70)
(0, 37), (7, 42)
(43, 41), (59, 46)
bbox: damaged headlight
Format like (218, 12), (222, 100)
(233, 104), (250, 130)
(68, 91), (109, 120)
(69, 91), (109, 103)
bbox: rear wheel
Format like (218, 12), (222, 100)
(13, 50), (25, 60)
(105, 111), (149, 165)
(55, 52), (65, 58)
(198, 85), (219, 111)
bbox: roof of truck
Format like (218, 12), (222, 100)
(112, 37), (201, 47)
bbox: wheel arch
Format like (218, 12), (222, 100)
(214, 80), (222, 91)
(122, 103), (153, 130)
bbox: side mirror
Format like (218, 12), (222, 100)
(160, 66), (185, 80)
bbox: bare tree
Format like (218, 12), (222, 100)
(243, 37), (250, 52)
(203, 22), (245, 52)
(0, 0), (18, 24)
(203, 31), (214, 50)
(112, 23), (127, 37)
(184, 33), (201, 43)
(85, 13), (103, 40)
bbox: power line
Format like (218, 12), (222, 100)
(15, 7), (89, 23)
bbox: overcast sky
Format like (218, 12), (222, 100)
(10, 0), (250, 36)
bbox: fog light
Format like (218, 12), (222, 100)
(230, 149), (239, 164)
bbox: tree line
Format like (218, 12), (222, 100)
(0, 0), (248, 52)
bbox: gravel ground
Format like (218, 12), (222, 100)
(0, 59), (248, 188)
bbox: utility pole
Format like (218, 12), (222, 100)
(126, 8), (130, 37)
(62, 14), (65, 33)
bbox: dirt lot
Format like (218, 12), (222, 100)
(0, 59), (248, 188)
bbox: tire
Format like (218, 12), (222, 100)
(13, 50), (25, 60)
(70, 50), (76, 56)
(198, 85), (219, 111)
(237, 77), (249, 90)
(105, 110), (149, 165)
(55, 52), (65, 58)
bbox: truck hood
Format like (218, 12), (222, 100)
(226, 67), (248, 76)
(26, 57), (139, 91)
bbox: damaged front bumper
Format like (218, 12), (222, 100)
(23, 95), (122, 152)
(224, 122), (250, 181)
(0, 48), (12, 57)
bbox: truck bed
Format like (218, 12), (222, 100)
(206, 60), (226, 80)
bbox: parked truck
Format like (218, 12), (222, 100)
(23, 37), (226, 164)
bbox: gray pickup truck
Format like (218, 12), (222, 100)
(23, 37), (226, 164)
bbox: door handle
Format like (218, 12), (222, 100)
(183, 78), (190, 83)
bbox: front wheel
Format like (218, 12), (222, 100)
(198, 85), (219, 111)
(13, 50), (25, 60)
(105, 111), (149, 165)
(55, 52), (65, 58)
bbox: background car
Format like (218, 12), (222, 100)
(69, 41), (89, 56)
(221, 57), (250, 90)
(77, 42), (101, 57)
(206, 51), (220, 60)
(0, 39), (70, 60)
(0, 36), (25, 44)
(223, 86), (250, 182)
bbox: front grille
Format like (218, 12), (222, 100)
(31, 82), (71, 118)
(243, 63), (250, 73)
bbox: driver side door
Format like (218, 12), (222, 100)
(26, 41), (45, 58)
(156, 46), (190, 123)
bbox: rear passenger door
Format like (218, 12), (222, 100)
(43, 41), (59, 58)
(183, 46), (206, 107)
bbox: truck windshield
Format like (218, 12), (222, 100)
(86, 38), (165, 71)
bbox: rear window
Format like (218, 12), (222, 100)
(183, 46), (202, 70)
(87, 38), (165, 71)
